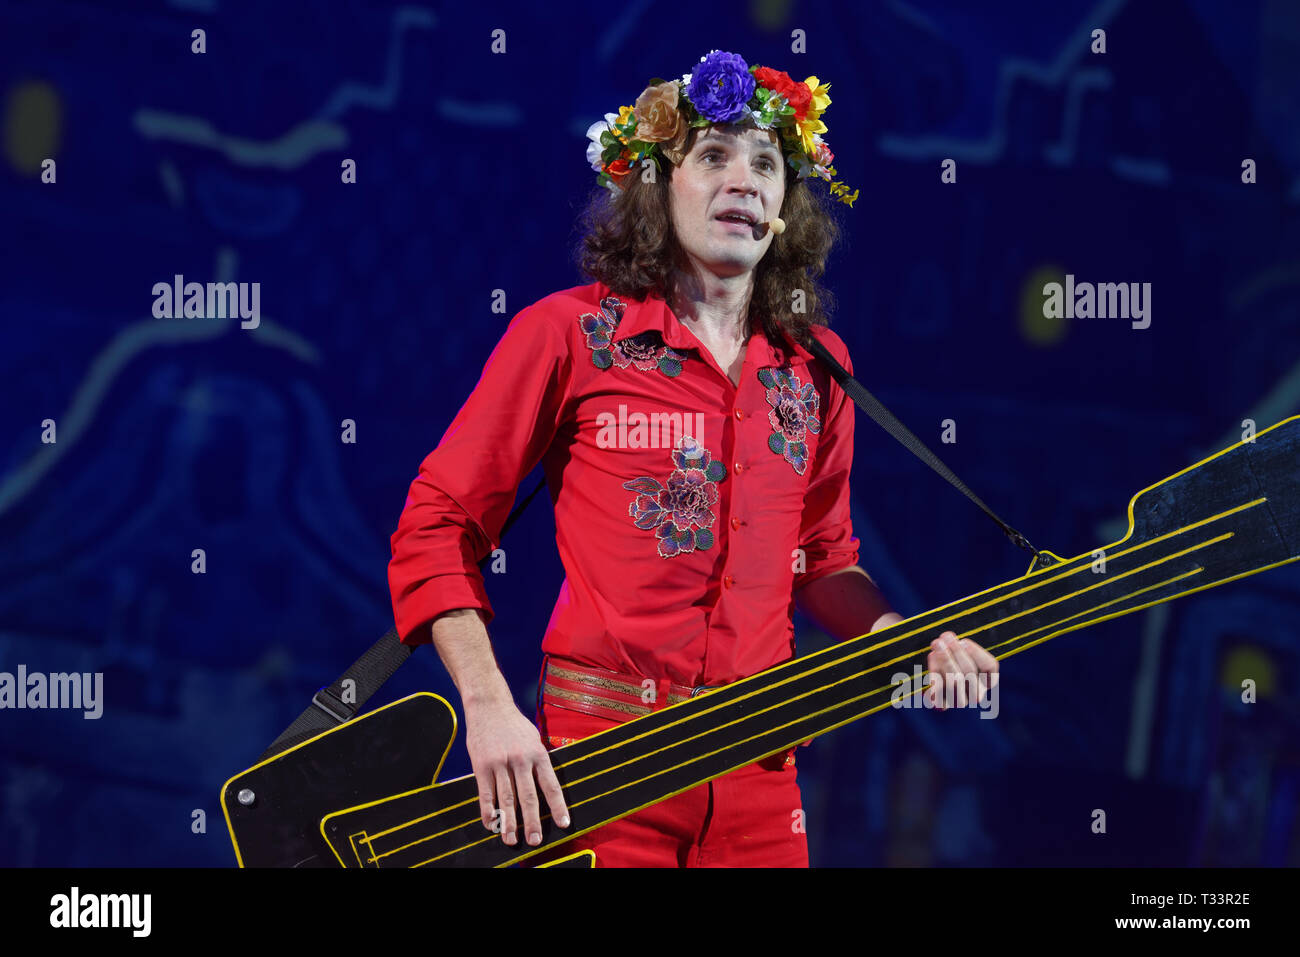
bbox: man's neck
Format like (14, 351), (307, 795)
(666, 268), (754, 346)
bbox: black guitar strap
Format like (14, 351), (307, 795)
(258, 330), (1041, 761)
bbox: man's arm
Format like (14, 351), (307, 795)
(389, 304), (575, 848)
(793, 564), (902, 640)
(429, 609), (569, 848)
(793, 565), (999, 711)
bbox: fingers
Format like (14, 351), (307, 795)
(927, 631), (986, 709)
(963, 639), (1000, 699)
(926, 632), (1001, 709)
(478, 754), (570, 847)
(511, 756), (544, 847)
(476, 773), (499, 833)
(533, 754), (572, 830)
(492, 765), (518, 845)
(927, 631), (959, 708)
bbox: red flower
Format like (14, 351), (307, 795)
(753, 66), (811, 122)
(607, 155), (633, 182)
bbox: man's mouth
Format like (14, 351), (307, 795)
(715, 212), (757, 226)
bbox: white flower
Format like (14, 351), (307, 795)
(585, 114), (619, 171)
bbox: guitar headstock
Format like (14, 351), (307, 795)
(1107, 415), (1299, 583)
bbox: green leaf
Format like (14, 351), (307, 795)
(623, 477), (663, 495)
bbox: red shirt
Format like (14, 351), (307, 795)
(388, 280), (859, 687)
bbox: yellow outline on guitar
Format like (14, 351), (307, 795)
(219, 691), (457, 868)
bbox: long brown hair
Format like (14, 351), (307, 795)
(572, 126), (844, 349)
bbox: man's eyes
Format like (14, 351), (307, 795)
(701, 151), (777, 172)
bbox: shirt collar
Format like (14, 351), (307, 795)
(605, 284), (815, 367)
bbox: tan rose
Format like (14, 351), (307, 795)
(633, 81), (688, 162)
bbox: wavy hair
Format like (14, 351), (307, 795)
(573, 126), (844, 349)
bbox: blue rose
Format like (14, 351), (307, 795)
(686, 50), (756, 123)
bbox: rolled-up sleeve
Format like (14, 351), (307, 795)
(794, 330), (859, 588)
(388, 305), (573, 645)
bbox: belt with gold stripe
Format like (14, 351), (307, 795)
(541, 659), (719, 722)
(540, 657), (799, 769)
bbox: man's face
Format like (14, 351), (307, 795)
(668, 124), (786, 281)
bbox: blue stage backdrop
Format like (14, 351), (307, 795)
(1, 0), (1297, 867)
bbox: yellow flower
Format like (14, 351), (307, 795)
(613, 104), (635, 143)
(797, 115), (828, 156)
(797, 76), (832, 154)
(803, 76), (831, 120)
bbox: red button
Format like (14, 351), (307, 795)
(730, 516), (741, 530)
(734, 462), (744, 473)
(723, 575), (735, 588)
(734, 409), (744, 420)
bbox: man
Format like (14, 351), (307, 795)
(387, 50), (998, 867)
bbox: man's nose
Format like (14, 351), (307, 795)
(725, 161), (758, 194)
(726, 172), (758, 195)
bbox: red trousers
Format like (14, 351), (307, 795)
(527, 700), (808, 868)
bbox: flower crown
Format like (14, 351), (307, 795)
(585, 49), (859, 208)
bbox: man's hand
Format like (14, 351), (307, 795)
(925, 631), (999, 710)
(427, 609), (572, 847)
(464, 695), (571, 847)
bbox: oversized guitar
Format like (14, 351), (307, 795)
(221, 416), (1299, 867)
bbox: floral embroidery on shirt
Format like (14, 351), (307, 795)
(613, 331), (689, 377)
(758, 367), (821, 475)
(578, 296), (689, 377)
(622, 434), (727, 558)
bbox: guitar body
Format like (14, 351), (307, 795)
(221, 693), (596, 868)
(223, 415), (1300, 867)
